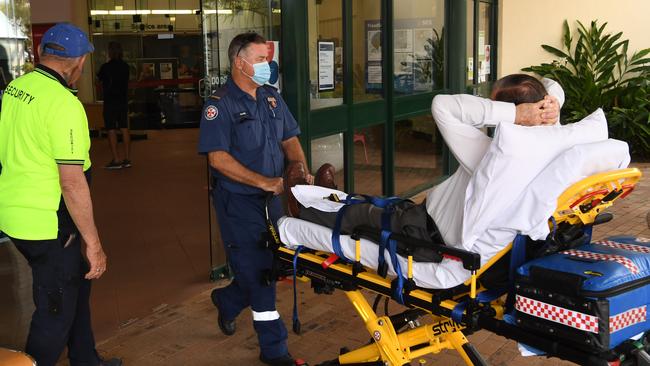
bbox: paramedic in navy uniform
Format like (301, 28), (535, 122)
(198, 33), (312, 366)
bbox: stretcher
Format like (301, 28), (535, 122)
(267, 168), (648, 366)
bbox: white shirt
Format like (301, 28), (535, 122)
(425, 79), (565, 248)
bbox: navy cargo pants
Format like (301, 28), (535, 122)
(11, 233), (101, 366)
(212, 187), (288, 359)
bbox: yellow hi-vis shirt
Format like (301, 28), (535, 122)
(0, 65), (91, 240)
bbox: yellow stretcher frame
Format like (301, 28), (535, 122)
(275, 168), (642, 366)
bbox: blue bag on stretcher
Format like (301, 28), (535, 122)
(515, 236), (650, 352)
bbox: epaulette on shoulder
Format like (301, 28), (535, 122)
(262, 84), (279, 93)
(209, 87), (228, 101)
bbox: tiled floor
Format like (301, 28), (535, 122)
(87, 129), (215, 341)
(82, 149), (650, 366)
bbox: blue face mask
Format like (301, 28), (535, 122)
(242, 58), (271, 86)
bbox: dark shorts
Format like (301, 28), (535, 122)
(103, 103), (128, 130)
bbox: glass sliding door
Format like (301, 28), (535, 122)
(0, 0), (31, 93)
(466, 0), (496, 96)
(201, 0), (281, 95)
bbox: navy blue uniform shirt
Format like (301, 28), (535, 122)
(198, 78), (300, 195)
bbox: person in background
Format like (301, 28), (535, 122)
(97, 41), (131, 169)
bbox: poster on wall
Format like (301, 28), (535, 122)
(365, 20), (383, 93)
(266, 41), (281, 90)
(134, 58), (178, 83)
(394, 52), (413, 93)
(318, 41), (335, 91)
(394, 29), (413, 53)
(413, 28), (434, 60)
(138, 62), (156, 81)
(484, 45), (491, 75)
(160, 62), (174, 80)
(365, 18), (441, 94)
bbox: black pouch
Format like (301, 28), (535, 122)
(47, 288), (63, 315)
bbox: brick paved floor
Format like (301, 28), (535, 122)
(83, 164), (650, 366)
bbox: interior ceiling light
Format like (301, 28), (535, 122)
(203, 9), (233, 15)
(91, 9), (151, 15)
(114, 5), (123, 10)
(151, 9), (196, 15)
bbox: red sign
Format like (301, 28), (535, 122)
(31, 23), (56, 63)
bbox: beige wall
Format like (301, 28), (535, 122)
(498, 0), (650, 77)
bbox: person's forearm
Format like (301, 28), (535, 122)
(208, 150), (270, 189)
(59, 169), (101, 249)
(282, 136), (308, 168)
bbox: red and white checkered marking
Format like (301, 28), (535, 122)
(516, 295), (599, 333)
(593, 240), (650, 254)
(517, 295), (647, 334)
(636, 237), (650, 243)
(561, 249), (639, 274)
(609, 306), (647, 333)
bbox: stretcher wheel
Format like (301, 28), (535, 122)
(462, 343), (488, 366)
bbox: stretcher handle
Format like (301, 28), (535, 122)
(352, 225), (482, 271)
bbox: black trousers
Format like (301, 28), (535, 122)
(299, 200), (431, 240)
(11, 233), (100, 366)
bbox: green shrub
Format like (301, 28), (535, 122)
(523, 20), (650, 158)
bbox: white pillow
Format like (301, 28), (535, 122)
(461, 108), (608, 250)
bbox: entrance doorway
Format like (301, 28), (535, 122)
(81, 0), (284, 338)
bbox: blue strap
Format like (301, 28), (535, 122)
(387, 237), (406, 304)
(368, 195), (402, 208)
(331, 195), (368, 263)
(330, 194), (407, 301)
(451, 234), (527, 323)
(505, 234), (527, 312)
(292, 245), (304, 334)
(379, 230), (391, 276)
(583, 224), (593, 242)
(330, 195), (403, 264)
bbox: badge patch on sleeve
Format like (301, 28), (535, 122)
(205, 105), (219, 120)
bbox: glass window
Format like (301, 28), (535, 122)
(89, 0), (281, 128)
(393, 0), (444, 95)
(466, 0), (474, 85)
(352, 0), (382, 103)
(311, 133), (345, 189)
(394, 115), (443, 196)
(467, 1), (493, 87)
(308, 0), (344, 110)
(0, 0), (32, 91)
(477, 2), (492, 83)
(353, 125), (382, 195)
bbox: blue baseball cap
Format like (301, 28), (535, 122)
(41, 23), (94, 58)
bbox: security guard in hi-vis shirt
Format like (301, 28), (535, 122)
(198, 33), (312, 366)
(0, 23), (121, 366)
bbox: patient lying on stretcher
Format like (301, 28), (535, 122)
(279, 74), (630, 289)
